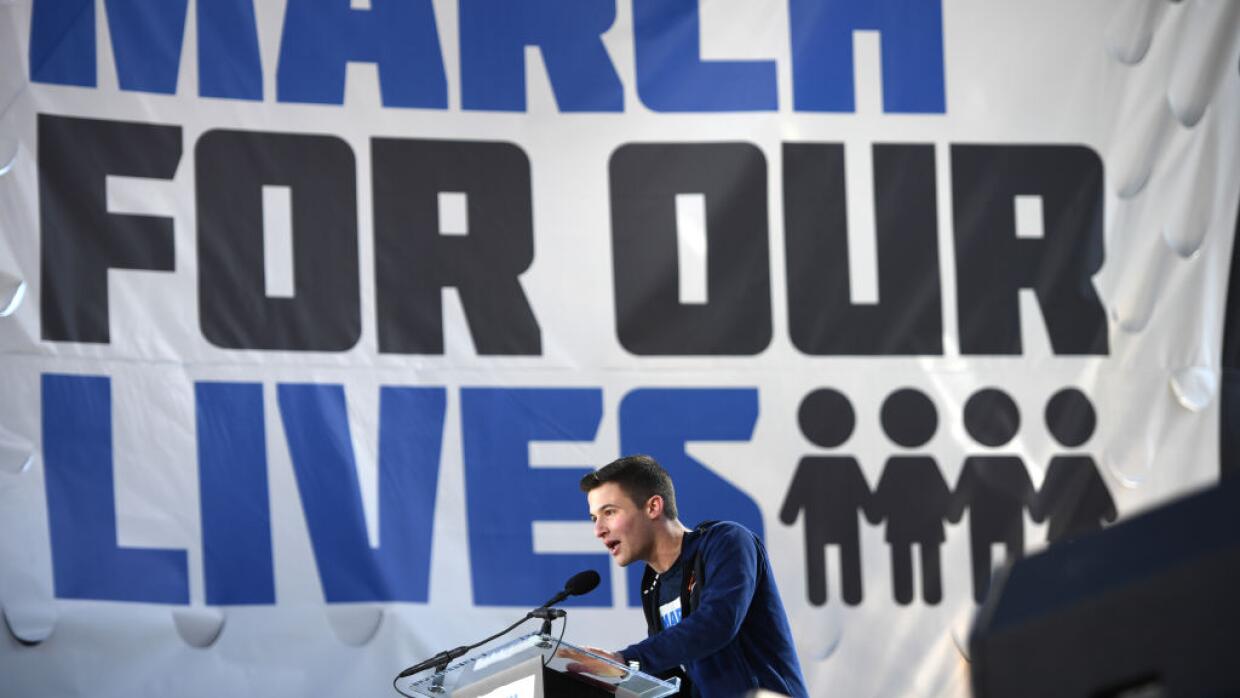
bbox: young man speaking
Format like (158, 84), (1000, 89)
(581, 455), (809, 698)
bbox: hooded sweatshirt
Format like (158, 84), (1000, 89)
(620, 521), (808, 698)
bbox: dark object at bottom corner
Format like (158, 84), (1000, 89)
(969, 481), (1240, 698)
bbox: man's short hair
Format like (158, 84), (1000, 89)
(579, 454), (678, 520)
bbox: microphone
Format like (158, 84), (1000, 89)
(396, 645), (469, 679)
(538, 569), (602, 608)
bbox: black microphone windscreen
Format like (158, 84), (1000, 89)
(565, 569), (602, 596)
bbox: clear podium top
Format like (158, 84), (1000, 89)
(400, 632), (680, 698)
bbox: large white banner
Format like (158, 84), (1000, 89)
(2, 1), (1238, 695)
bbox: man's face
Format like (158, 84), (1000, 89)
(588, 482), (656, 568)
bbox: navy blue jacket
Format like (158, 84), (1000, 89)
(620, 522), (808, 698)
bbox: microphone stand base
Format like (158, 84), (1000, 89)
(429, 664), (449, 693)
(536, 617), (554, 648)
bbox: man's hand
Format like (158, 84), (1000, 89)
(555, 645), (627, 678)
(584, 646), (624, 664)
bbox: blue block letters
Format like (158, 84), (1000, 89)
(461, 388), (609, 606)
(198, 382), (275, 605)
(633, 0), (778, 111)
(277, 0), (447, 108)
(277, 384), (446, 602)
(789, 0), (945, 113)
(460, 0), (623, 111)
(42, 379), (764, 609)
(43, 374), (190, 604)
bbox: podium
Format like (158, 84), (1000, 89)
(399, 632), (680, 697)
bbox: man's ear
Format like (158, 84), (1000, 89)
(645, 495), (664, 519)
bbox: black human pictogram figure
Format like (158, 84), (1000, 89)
(868, 388), (950, 605)
(780, 389), (873, 606)
(1032, 388), (1117, 543)
(947, 388), (1036, 603)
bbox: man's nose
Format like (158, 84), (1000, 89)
(593, 519), (607, 538)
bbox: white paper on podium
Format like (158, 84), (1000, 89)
(476, 674), (536, 698)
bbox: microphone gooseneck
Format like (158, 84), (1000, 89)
(395, 569), (603, 685)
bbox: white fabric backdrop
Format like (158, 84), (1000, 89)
(1, 1), (1238, 695)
